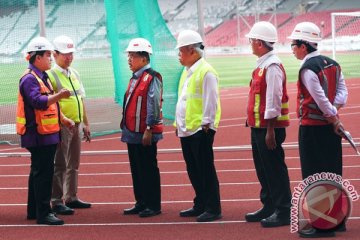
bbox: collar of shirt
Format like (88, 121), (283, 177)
(29, 64), (47, 80)
(301, 50), (320, 67)
(185, 58), (203, 78)
(133, 64), (150, 79)
(54, 63), (71, 77)
(256, 50), (275, 68)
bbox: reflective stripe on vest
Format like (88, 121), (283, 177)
(177, 59), (221, 131)
(123, 69), (163, 134)
(47, 68), (83, 123)
(297, 56), (340, 125)
(247, 64), (290, 128)
(16, 69), (60, 135)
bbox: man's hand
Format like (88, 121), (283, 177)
(83, 125), (91, 142)
(266, 119), (277, 150)
(58, 88), (71, 99)
(265, 128), (276, 150)
(62, 117), (75, 130)
(202, 123), (210, 133)
(142, 129), (152, 146)
(326, 115), (345, 138)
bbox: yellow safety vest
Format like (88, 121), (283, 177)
(177, 59), (221, 131)
(47, 68), (84, 123)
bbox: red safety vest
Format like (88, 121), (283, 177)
(247, 64), (290, 128)
(122, 69), (163, 133)
(16, 69), (60, 135)
(297, 55), (340, 126)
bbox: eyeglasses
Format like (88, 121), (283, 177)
(291, 43), (301, 49)
(128, 53), (143, 59)
(249, 38), (258, 44)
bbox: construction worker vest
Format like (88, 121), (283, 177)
(247, 63), (290, 128)
(47, 68), (84, 123)
(297, 55), (340, 126)
(16, 69), (60, 135)
(177, 59), (221, 131)
(122, 69), (163, 134)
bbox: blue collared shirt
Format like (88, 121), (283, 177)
(19, 64), (60, 148)
(121, 64), (163, 144)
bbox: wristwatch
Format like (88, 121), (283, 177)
(146, 126), (152, 130)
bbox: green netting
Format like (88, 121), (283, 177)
(0, 0), (181, 144)
(104, 0), (182, 120)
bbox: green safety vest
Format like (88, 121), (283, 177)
(47, 68), (84, 123)
(177, 59), (221, 131)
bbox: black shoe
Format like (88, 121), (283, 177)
(37, 213), (64, 225)
(123, 205), (146, 215)
(197, 211), (222, 222)
(138, 208), (161, 217)
(52, 204), (75, 215)
(66, 199), (91, 209)
(260, 212), (290, 228)
(245, 207), (274, 222)
(335, 225), (346, 232)
(299, 228), (335, 238)
(333, 222), (346, 232)
(180, 208), (203, 217)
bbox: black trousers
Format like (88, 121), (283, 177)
(26, 144), (57, 220)
(251, 128), (291, 215)
(180, 129), (221, 214)
(127, 143), (161, 211)
(299, 124), (342, 178)
(299, 125), (344, 231)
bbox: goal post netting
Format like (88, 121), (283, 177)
(104, 0), (182, 120)
(0, 0), (181, 145)
(330, 11), (360, 79)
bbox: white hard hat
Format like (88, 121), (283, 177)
(288, 22), (322, 43)
(27, 36), (54, 53)
(126, 38), (152, 54)
(53, 35), (76, 53)
(245, 21), (278, 43)
(175, 30), (203, 49)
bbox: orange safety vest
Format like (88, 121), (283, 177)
(247, 64), (290, 128)
(121, 69), (163, 134)
(16, 69), (60, 135)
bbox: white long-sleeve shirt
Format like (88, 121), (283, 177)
(300, 51), (348, 117)
(256, 51), (285, 120)
(176, 58), (219, 137)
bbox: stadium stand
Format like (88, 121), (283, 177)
(0, 1), (106, 58)
(159, 0), (360, 47)
(1, 0), (360, 57)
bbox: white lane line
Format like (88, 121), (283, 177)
(1, 154), (359, 167)
(0, 221), (242, 228)
(1, 165), (360, 177)
(1, 109), (359, 147)
(0, 217), (359, 228)
(1, 178), (360, 190)
(0, 198), (259, 206)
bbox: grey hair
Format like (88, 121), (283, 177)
(189, 42), (204, 57)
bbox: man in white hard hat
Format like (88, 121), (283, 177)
(121, 37), (163, 217)
(17, 36), (73, 225)
(48, 35), (92, 214)
(244, 21), (292, 228)
(175, 29), (222, 222)
(289, 22), (348, 238)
